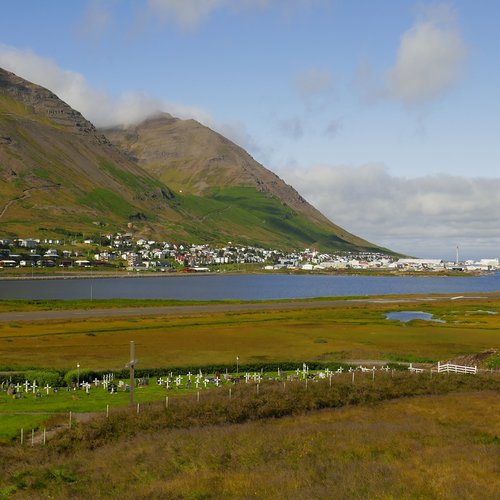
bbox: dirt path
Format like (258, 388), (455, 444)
(15, 411), (101, 445)
(0, 184), (60, 219)
(0, 295), (487, 323)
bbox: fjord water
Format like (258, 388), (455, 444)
(1, 273), (500, 300)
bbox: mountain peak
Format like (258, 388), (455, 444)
(103, 114), (382, 251)
(1, 68), (387, 253)
(1, 68), (88, 133)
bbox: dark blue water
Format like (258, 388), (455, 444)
(1, 273), (500, 300)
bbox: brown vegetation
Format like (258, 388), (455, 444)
(1, 295), (500, 370)
(0, 373), (498, 498)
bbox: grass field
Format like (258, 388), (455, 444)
(1, 295), (499, 370)
(0, 377), (498, 498)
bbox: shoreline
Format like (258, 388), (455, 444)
(0, 268), (487, 281)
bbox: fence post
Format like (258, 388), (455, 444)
(137, 403), (140, 415)
(106, 404), (109, 417)
(352, 372), (355, 384)
(31, 429), (34, 447)
(256, 383), (260, 395)
(20, 428), (24, 445)
(69, 411), (72, 429)
(43, 428), (46, 446)
(166, 396), (169, 409)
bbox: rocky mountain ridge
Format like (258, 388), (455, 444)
(0, 67), (387, 253)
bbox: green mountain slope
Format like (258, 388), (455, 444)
(0, 68), (188, 240)
(104, 114), (387, 252)
(0, 68), (389, 253)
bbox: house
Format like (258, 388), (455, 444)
(19, 239), (37, 249)
(75, 260), (91, 267)
(127, 254), (142, 268)
(44, 249), (59, 257)
(0, 260), (17, 268)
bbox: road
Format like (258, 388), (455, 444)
(0, 295), (485, 322)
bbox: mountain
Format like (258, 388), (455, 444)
(0, 68), (192, 240)
(0, 67), (387, 253)
(104, 113), (386, 253)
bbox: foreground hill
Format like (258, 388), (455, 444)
(0, 68), (386, 252)
(104, 114), (386, 252)
(1, 379), (498, 498)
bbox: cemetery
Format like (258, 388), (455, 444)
(0, 359), (497, 443)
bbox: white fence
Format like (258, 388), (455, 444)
(437, 362), (477, 374)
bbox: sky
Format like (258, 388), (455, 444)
(1, 0), (499, 259)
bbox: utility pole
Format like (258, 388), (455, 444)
(127, 341), (136, 407)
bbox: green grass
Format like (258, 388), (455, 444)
(174, 186), (374, 252)
(486, 353), (500, 368)
(77, 188), (141, 219)
(0, 298), (244, 313)
(0, 295), (361, 313)
(0, 414), (52, 440)
(98, 159), (164, 193)
(0, 384), (170, 415)
(384, 353), (438, 363)
(0, 379), (204, 440)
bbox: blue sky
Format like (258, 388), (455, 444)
(1, 1), (500, 259)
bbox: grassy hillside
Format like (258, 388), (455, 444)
(104, 114), (390, 253)
(1, 379), (498, 498)
(0, 70), (187, 240)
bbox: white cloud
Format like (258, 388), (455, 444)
(75, 0), (113, 39)
(147, 0), (323, 30)
(279, 164), (500, 259)
(324, 118), (342, 138)
(0, 43), (267, 160)
(0, 44), (212, 127)
(295, 68), (334, 98)
(147, 0), (226, 30)
(277, 116), (304, 140)
(386, 4), (469, 105)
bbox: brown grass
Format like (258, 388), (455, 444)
(1, 296), (500, 369)
(1, 384), (498, 498)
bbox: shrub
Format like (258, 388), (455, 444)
(23, 370), (63, 387)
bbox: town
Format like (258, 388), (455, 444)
(0, 233), (498, 273)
